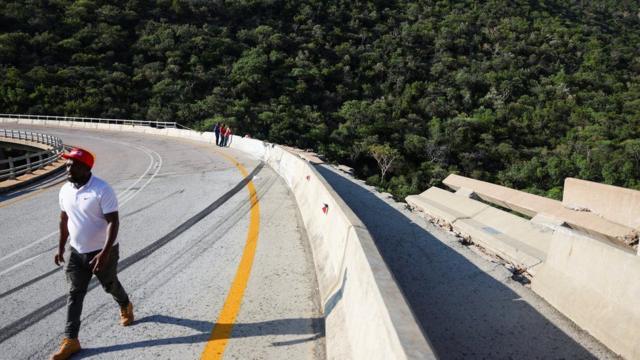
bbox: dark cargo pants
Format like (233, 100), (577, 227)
(64, 244), (130, 339)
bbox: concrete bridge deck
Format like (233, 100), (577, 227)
(0, 122), (624, 359)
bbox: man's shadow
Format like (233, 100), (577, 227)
(75, 315), (324, 358)
(316, 165), (598, 359)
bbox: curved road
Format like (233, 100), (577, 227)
(0, 126), (323, 359)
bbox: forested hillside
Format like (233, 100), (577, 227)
(2, 0), (639, 198)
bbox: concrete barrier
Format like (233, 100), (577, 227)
(443, 174), (635, 246)
(407, 187), (551, 274)
(233, 138), (434, 359)
(0, 117), (434, 359)
(412, 175), (640, 356)
(111, 124), (125, 132)
(406, 187), (489, 224)
(129, 125), (146, 133)
(443, 174), (557, 216)
(454, 207), (551, 274)
(229, 135), (267, 160)
(563, 178), (640, 230)
(532, 227), (640, 359)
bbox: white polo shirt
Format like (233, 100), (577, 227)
(59, 175), (118, 253)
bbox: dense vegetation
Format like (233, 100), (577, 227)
(2, 0), (639, 199)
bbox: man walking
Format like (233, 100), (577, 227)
(51, 148), (134, 360)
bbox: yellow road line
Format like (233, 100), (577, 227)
(201, 153), (260, 360)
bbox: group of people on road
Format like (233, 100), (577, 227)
(212, 123), (232, 147)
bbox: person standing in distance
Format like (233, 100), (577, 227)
(218, 123), (226, 146)
(51, 148), (134, 360)
(223, 125), (232, 147)
(213, 122), (221, 146)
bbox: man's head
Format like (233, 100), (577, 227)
(62, 148), (94, 185)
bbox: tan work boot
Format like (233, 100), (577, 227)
(119, 302), (134, 326)
(50, 338), (81, 360)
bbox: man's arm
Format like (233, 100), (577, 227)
(54, 211), (69, 266)
(90, 211), (119, 273)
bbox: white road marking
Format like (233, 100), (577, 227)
(0, 252), (49, 277)
(0, 232), (57, 263)
(0, 138), (163, 274)
(117, 145), (156, 204)
(119, 148), (163, 206)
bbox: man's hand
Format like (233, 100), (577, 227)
(90, 250), (110, 273)
(54, 251), (65, 266)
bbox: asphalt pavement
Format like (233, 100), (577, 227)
(0, 126), (323, 359)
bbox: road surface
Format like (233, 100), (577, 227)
(0, 126), (323, 359)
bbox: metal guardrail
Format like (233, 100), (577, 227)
(0, 129), (64, 181)
(0, 113), (194, 130)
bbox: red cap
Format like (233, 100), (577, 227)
(62, 147), (95, 169)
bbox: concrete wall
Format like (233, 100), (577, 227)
(443, 174), (558, 217)
(235, 137), (434, 359)
(531, 227), (640, 359)
(563, 177), (640, 230)
(415, 174), (640, 357)
(433, 172), (640, 358)
(443, 174), (635, 246)
(406, 187), (551, 275)
(0, 117), (434, 359)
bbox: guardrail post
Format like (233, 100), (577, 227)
(26, 156), (32, 174)
(8, 158), (15, 180)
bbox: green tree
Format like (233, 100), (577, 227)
(370, 143), (401, 182)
